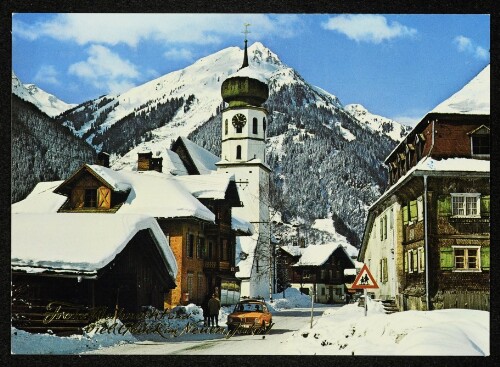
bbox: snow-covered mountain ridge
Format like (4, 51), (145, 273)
(12, 72), (76, 118)
(56, 42), (406, 172)
(345, 104), (411, 141)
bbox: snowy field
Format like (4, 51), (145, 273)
(11, 288), (489, 356)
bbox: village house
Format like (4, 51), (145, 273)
(277, 243), (356, 303)
(358, 65), (490, 311)
(11, 148), (251, 333)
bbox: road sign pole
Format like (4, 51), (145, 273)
(364, 288), (367, 317)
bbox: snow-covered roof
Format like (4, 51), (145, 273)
(12, 181), (67, 213)
(232, 214), (254, 235)
(179, 137), (219, 174)
(174, 173), (234, 200)
(11, 213), (178, 279)
(430, 65), (489, 115)
(292, 243), (355, 267)
(163, 150), (189, 175)
(14, 165), (216, 222)
(369, 157), (490, 211)
(280, 245), (304, 257)
(86, 164), (132, 192)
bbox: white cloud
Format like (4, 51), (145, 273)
(321, 14), (417, 43)
(454, 35), (473, 52)
(34, 65), (60, 85)
(475, 46), (489, 60)
(164, 48), (194, 61)
(453, 35), (489, 60)
(13, 14), (303, 47)
(68, 45), (139, 94)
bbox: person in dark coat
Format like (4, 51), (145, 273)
(201, 294), (211, 326)
(207, 293), (221, 327)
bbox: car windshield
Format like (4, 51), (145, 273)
(234, 303), (263, 312)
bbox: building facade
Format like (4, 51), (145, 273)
(359, 65), (490, 311)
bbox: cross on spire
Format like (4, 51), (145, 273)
(239, 23), (251, 70)
(242, 23), (251, 41)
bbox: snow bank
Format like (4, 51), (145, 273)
(284, 298), (489, 356)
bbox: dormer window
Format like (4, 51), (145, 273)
(84, 189), (97, 208)
(468, 125), (490, 158)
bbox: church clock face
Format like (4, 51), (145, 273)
(232, 113), (247, 129)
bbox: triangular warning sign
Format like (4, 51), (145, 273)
(351, 264), (379, 289)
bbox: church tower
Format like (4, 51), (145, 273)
(216, 27), (272, 298)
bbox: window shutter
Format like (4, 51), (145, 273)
(480, 195), (490, 217)
(71, 188), (85, 209)
(403, 206), (409, 225)
(481, 247), (490, 270)
(379, 259), (383, 281)
(383, 257), (388, 283)
(440, 247), (454, 270)
(380, 218), (383, 239)
(404, 252), (408, 273)
(437, 195), (452, 216)
(409, 200), (418, 221)
(98, 186), (111, 209)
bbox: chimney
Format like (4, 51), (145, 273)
(137, 152), (163, 173)
(97, 152), (110, 168)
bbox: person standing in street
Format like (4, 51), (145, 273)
(207, 293), (221, 327)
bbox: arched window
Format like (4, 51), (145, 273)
(225, 119), (228, 135)
(253, 117), (258, 134)
(263, 117), (267, 132)
(236, 145), (242, 160)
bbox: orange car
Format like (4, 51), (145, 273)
(227, 299), (273, 332)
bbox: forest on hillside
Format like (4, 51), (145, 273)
(11, 95), (96, 203)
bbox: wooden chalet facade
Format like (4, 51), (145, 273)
(279, 244), (355, 303)
(359, 65), (490, 311)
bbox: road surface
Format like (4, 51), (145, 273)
(88, 305), (337, 355)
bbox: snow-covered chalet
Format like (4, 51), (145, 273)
(11, 147), (251, 333)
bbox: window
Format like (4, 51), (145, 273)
(472, 135), (489, 155)
(407, 250), (414, 273)
(253, 117), (258, 134)
(236, 145), (242, 160)
(454, 247), (480, 271)
(263, 117), (267, 132)
(187, 234), (194, 258)
(417, 196), (424, 222)
(187, 272), (194, 295)
(84, 189), (97, 208)
(197, 237), (205, 259)
(320, 269), (326, 280)
(451, 194), (480, 218)
(225, 119), (228, 135)
(389, 209), (394, 229)
(417, 247), (425, 273)
(380, 257), (388, 283)
(208, 241), (214, 260)
(303, 270), (311, 279)
(197, 273), (204, 299)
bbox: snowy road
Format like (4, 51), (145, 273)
(88, 305), (334, 355)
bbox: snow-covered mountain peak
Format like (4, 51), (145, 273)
(345, 103), (410, 142)
(12, 71), (76, 118)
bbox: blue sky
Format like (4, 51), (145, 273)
(12, 13), (490, 126)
